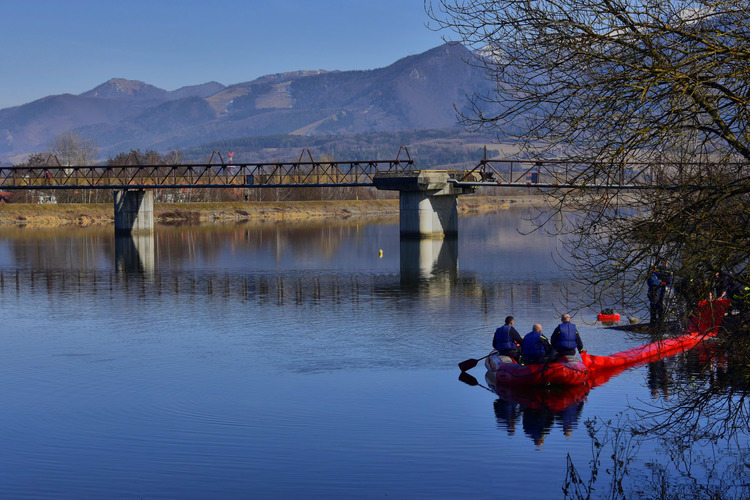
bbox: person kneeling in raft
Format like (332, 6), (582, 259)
(551, 314), (584, 360)
(521, 324), (557, 364)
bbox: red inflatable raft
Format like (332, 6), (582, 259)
(597, 313), (621, 322)
(485, 352), (589, 386)
(484, 330), (710, 388)
(477, 299), (729, 388)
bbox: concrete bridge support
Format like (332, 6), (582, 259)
(373, 171), (476, 238)
(114, 189), (154, 234)
(399, 191), (459, 238)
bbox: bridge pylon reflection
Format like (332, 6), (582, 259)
(399, 237), (458, 286)
(115, 233), (155, 275)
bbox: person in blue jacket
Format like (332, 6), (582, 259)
(492, 316), (523, 361)
(522, 324), (556, 364)
(550, 314), (584, 358)
(647, 268), (666, 324)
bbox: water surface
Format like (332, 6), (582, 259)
(0, 208), (743, 498)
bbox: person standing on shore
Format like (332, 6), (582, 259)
(648, 266), (666, 325)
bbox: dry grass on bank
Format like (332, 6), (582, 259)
(0, 195), (547, 228)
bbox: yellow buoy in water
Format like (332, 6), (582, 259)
(378, 249), (383, 258)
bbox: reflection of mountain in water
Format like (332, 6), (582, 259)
(458, 208), (567, 281)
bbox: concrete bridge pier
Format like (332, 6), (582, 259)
(114, 189), (154, 234)
(373, 171), (476, 238)
(399, 191), (459, 238)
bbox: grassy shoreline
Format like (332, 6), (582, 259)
(0, 195), (548, 228)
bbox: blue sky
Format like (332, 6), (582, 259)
(0, 1), (448, 109)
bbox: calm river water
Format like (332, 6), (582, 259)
(0, 206), (745, 498)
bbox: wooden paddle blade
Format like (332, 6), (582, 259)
(458, 358), (479, 372)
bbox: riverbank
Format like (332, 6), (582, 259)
(0, 195), (549, 228)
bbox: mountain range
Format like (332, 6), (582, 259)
(0, 43), (499, 164)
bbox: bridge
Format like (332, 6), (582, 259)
(0, 149), (658, 190)
(0, 148), (669, 237)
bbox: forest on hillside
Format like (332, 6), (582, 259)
(180, 128), (504, 169)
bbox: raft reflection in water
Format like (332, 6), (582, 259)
(486, 372), (588, 445)
(458, 371), (589, 445)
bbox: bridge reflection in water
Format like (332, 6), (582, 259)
(399, 237), (458, 285)
(111, 232), (460, 284)
(0, 269), (564, 316)
(0, 251), (563, 316)
(115, 234), (155, 274)
(0, 212), (566, 311)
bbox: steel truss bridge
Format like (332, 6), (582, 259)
(0, 148), (694, 191)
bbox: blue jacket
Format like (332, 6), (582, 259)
(522, 331), (553, 363)
(647, 272), (663, 301)
(552, 322), (578, 351)
(493, 325), (522, 352)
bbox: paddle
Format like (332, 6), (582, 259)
(458, 352), (492, 372)
(458, 371), (480, 386)
(458, 371), (495, 393)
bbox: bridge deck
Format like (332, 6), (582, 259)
(0, 156), (706, 190)
(0, 159), (414, 190)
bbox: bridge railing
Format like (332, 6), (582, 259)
(3, 154), (740, 190)
(453, 159), (658, 187)
(0, 158), (416, 190)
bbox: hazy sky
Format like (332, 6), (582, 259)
(0, 0), (448, 109)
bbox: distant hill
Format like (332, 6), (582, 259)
(80, 78), (169, 100)
(0, 43), (499, 164)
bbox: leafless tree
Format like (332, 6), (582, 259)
(48, 131), (98, 167)
(426, 0), (750, 326)
(429, 3), (750, 491)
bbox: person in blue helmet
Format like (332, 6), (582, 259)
(492, 316), (523, 362)
(551, 314), (584, 358)
(522, 324), (557, 365)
